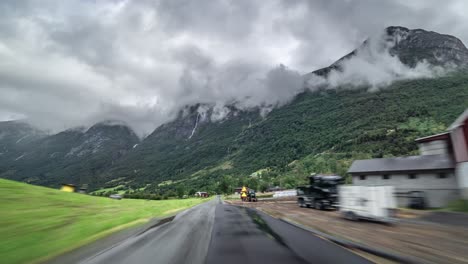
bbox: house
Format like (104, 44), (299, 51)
(348, 109), (468, 208)
(234, 187), (243, 194)
(78, 184), (88, 194)
(266, 186), (284, 192)
(60, 183), (76, 193)
(195, 191), (209, 197)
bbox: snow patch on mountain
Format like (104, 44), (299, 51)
(15, 153), (25, 161)
(15, 135), (29, 144)
(49, 152), (61, 158)
(66, 133), (109, 157)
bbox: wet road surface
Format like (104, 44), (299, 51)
(206, 202), (372, 264)
(56, 197), (372, 264)
(76, 199), (216, 264)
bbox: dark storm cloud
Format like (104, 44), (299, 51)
(0, 0), (467, 136)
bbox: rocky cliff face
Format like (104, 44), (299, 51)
(386, 26), (468, 67)
(149, 104), (250, 141)
(310, 26), (468, 77)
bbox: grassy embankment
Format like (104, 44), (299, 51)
(0, 178), (208, 264)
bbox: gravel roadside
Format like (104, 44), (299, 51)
(228, 199), (468, 264)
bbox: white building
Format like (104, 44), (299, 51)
(348, 109), (468, 208)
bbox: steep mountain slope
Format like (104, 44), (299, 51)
(0, 121), (45, 172)
(0, 121), (45, 156)
(104, 73), (467, 194)
(309, 26), (468, 77)
(0, 121), (139, 187)
(100, 105), (262, 189)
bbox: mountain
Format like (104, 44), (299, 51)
(1, 26), (468, 194)
(100, 105), (262, 190)
(109, 73), (467, 194)
(0, 121), (139, 187)
(0, 121), (45, 149)
(0, 121), (45, 167)
(309, 26), (468, 77)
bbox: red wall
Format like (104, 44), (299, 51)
(464, 118), (468, 149)
(452, 117), (468, 163)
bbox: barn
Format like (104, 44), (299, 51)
(348, 109), (468, 208)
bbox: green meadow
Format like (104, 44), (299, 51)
(0, 178), (207, 264)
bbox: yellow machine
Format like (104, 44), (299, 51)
(240, 186), (248, 201)
(60, 184), (75, 192)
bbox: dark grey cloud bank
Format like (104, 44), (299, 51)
(0, 0), (467, 136)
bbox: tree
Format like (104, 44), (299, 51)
(188, 188), (196, 196)
(176, 186), (186, 198)
(247, 178), (259, 191)
(219, 177), (232, 194)
(259, 182), (269, 192)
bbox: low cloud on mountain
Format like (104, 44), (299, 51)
(1, 0), (468, 136)
(305, 30), (451, 91)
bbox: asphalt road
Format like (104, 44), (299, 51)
(76, 198), (217, 264)
(206, 200), (372, 264)
(59, 196), (371, 264)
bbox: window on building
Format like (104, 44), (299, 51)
(408, 174), (417, 179)
(438, 173), (447, 179)
(359, 175), (366, 180)
(383, 174), (390, 180)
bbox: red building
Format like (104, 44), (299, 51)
(449, 109), (468, 198)
(349, 109), (468, 207)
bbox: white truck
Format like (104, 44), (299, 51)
(338, 186), (397, 223)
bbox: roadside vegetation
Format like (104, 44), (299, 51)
(446, 199), (468, 213)
(0, 178), (208, 264)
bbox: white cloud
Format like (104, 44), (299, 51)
(0, 0), (467, 136)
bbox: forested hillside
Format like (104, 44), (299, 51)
(1, 72), (466, 196)
(103, 72), (468, 196)
(0, 122), (139, 188)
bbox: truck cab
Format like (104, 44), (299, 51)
(247, 189), (257, 202)
(297, 174), (343, 210)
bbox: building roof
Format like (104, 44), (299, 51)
(415, 132), (450, 143)
(449, 108), (468, 130)
(348, 154), (455, 174)
(309, 174), (342, 180)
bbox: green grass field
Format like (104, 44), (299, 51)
(0, 179), (208, 264)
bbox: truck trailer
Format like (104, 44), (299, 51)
(339, 185), (397, 223)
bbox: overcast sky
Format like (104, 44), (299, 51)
(1, 0), (468, 136)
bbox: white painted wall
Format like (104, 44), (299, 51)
(352, 172), (458, 207)
(418, 140), (448, 155)
(456, 162), (468, 199)
(273, 189), (296, 198)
